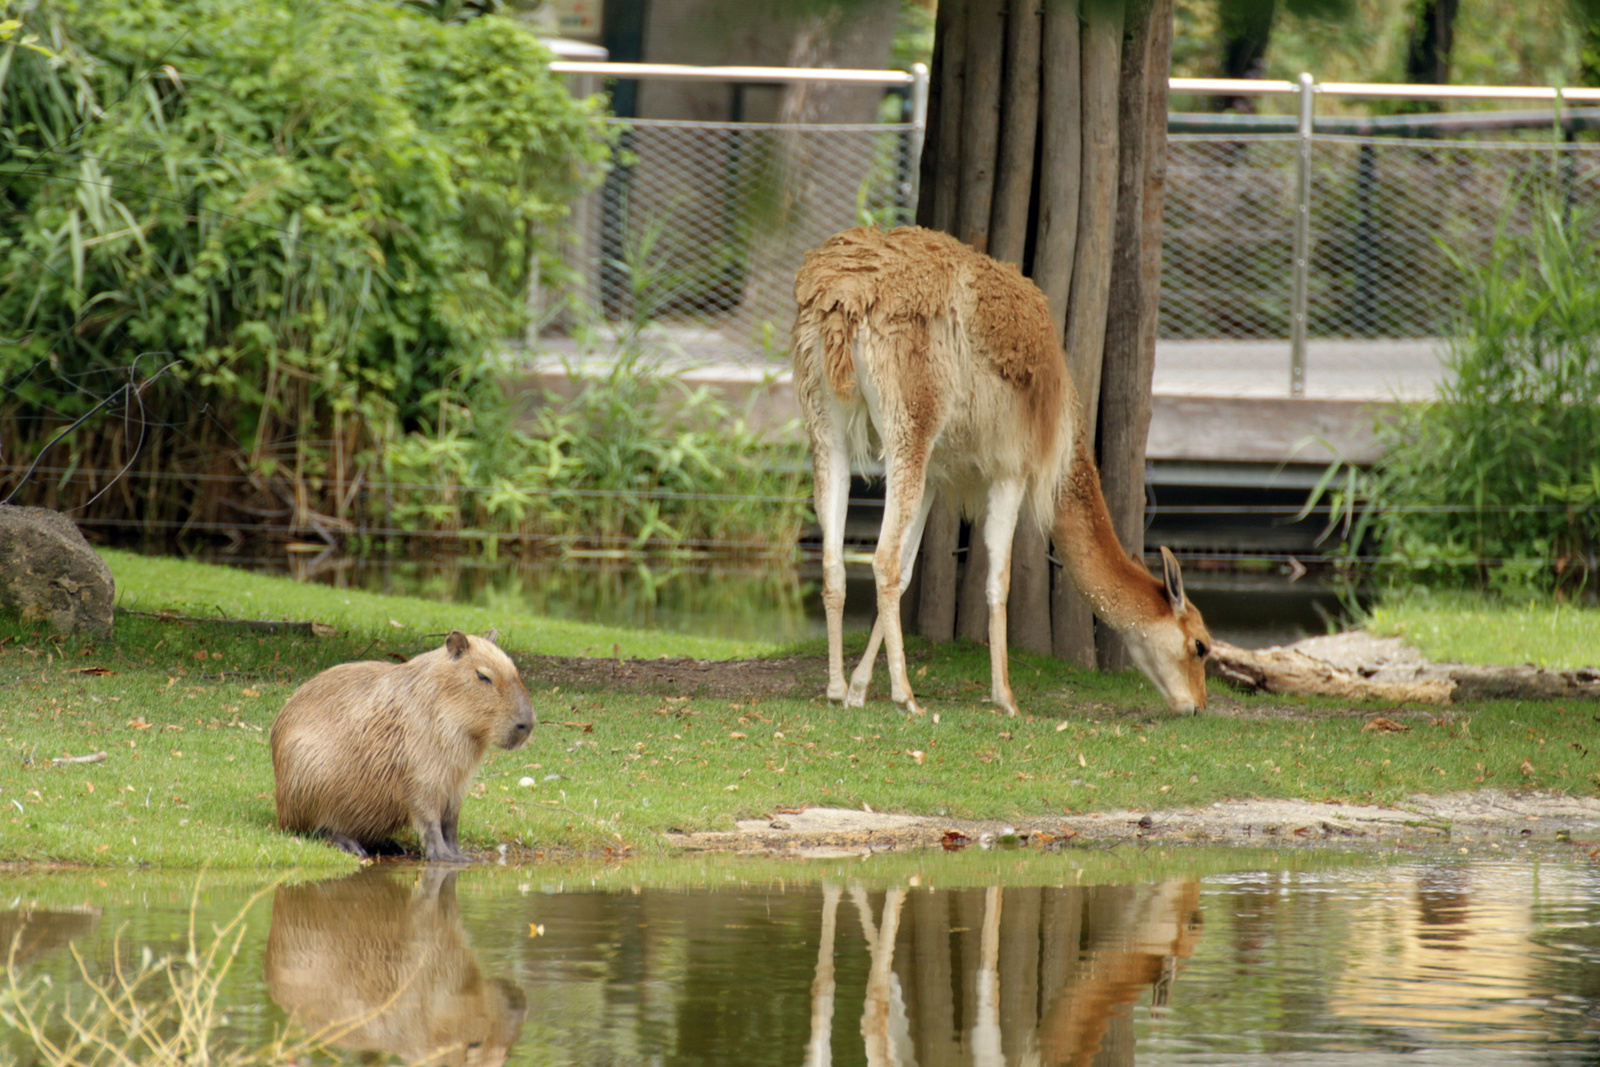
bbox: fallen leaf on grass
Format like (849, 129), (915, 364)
(1362, 717), (1411, 733)
(941, 830), (971, 851)
(72, 667), (113, 676)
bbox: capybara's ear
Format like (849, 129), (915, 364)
(485, 628), (500, 645)
(445, 630), (470, 658)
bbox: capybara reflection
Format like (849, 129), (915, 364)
(271, 629), (534, 861)
(264, 867), (527, 1067)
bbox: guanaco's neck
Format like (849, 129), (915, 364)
(1052, 435), (1165, 631)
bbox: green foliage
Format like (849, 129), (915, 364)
(1311, 182), (1600, 595)
(0, 0), (608, 533)
(379, 347), (812, 559)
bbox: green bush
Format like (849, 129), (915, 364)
(380, 347), (811, 561)
(0, 0), (608, 535)
(1325, 182), (1600, 595)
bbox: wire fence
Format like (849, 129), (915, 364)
(541, 115), (918, 350)
(540, 68), (1600, 380)
(1162, 132), (1600, 342)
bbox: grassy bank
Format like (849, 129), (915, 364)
(1, 553), (1597, 868)
(1365, 589), (1600, 670)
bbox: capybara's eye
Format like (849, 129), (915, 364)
(475, 669), (492, 684)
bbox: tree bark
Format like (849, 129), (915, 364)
(957, 0), (1006, 253)
(1052, 0), (1123, 667)
(1097, 0), (1166, 671)
(990, 0), (1042, 266)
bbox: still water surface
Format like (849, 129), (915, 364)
(6, 851), (1598, 1065)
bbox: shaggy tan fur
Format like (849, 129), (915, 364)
(792, 225), (1211, 715)
(271, 630), (534, 861)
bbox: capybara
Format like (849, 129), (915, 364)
(265, 866), (527, 1067)
(271, 629), (535, 862)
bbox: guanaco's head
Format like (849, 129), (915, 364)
(1124, 547), (1212, 714)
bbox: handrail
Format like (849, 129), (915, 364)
(1172, 76), (1600, 103)
(552, 65), (1600, 103)
(548, 61), (915, 86)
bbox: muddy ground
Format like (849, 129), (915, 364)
(514, 635), (1600, 858)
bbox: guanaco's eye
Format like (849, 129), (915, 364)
(475, 669), (493, 684)
(1194, 640), (1209, 659)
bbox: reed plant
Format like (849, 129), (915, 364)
(0, 879), (320, 1067)
(1310, 179), (1600, 596)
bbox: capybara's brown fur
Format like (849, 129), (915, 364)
(270, 630), (535, 862)
(265, 867), (527, 1067)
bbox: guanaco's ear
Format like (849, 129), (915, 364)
(484, 628), (499, 646)
(446, 630), (470, 658)
(1159, 546), (1188, 614)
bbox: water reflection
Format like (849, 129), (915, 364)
(0, 905), (100, 967)
(264, 867), (527, 1066)
(798, 881), (1202, 1067)
(6, 857), (1600, 1066)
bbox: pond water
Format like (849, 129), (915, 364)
(201, 551), (1353, 650)
(6, 850), (1598, 1066)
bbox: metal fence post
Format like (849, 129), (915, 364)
(908, 62), (930, 214)
(1289, 71), (1314, 397)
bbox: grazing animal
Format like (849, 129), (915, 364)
(271, 630), (535, 861)
(265, 866), (527, 1067)
(791, 225), (1212, 716)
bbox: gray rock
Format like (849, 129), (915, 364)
(0, 505), (114, 638)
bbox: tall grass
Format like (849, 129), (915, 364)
(0, 879), (321, 1067)
(1310, 179), (1600, 597)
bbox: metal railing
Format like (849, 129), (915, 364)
(1168, 76), (1600, 395)
(539, 64), (1600, 395)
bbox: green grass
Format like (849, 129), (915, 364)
(105, 549), (780, 660)
(1, 554), (1597, 869)
(1365, 589), (1600, 670)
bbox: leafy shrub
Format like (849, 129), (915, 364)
(380, 346), (811, 561)
(1322, 182), (1600, 596)
(0, 0), (609, 538)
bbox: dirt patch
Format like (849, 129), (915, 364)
(518, 653), (820, 700)
(661, 792), (1600, 857)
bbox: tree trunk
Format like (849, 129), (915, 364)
(1097, 0), (1168, 671)
(1403, 0), (1458, 86)
(1213, 0), (1276, 112)
(910, 0), (1171, 673)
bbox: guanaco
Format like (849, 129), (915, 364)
(791, 225), (1212, 715)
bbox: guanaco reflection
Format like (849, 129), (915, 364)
(264, 867), (527, 1067)
(806, 880), (1202, 1067)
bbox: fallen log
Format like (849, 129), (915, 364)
(1210, 635), (1600, 705)
(1209, 641), (1454, 705)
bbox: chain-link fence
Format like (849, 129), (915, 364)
(541, 67), (1600, 376)
(1163, 131), (1600, 342)
(586, 116), (917, 346)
